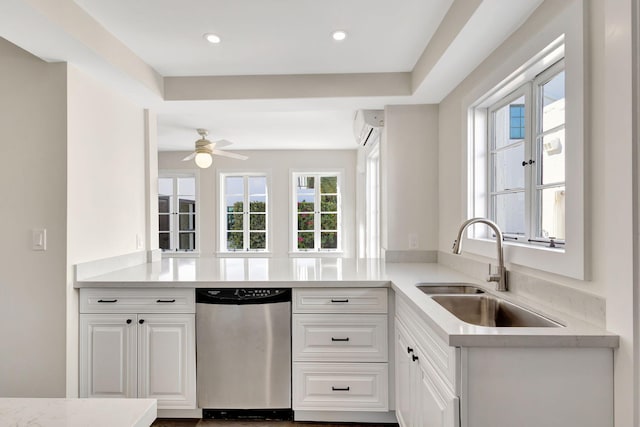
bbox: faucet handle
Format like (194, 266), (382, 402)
(487, 263), (500, 282)
(451, 239), (458, 250)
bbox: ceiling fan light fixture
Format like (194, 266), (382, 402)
(194, 152), (213, 168)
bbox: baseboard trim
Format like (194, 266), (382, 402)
(294, 410), (398, 424)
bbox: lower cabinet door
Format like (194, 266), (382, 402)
(137, 313), (196, 409)
(80, 314), (137, 399)
(417, 354), (459, 427)
(293, 362), (389, 411)
(395, 321), (416, 427)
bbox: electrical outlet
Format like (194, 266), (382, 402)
(409, 233), (419, 249)
(136, 234), (143, 250)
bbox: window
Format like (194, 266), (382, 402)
(486, 59), (565, 245)
(220, 173), (268, 252)
(292, 172), (341, 252)
(158, 173), (197, 252)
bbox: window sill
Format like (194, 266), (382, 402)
(288, 251), (344, 258)
(161, 251), (200, 258)
(216, 251), (272, 258)
(464, 237), (585, 280)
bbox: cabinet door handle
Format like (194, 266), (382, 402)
(330, 299), (349, 303)
(156, 299), (176, 303)
(331, 337), (350, 342)
(407, 346), (414, 354)
(139, 319), (145, 324)
(97, 299), (118, 303)
(126, 319), (132, 324)
(412, 354), (419, 362)
(331, 386), (350, 391)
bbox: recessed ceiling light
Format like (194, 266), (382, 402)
(332, 30), (347, 42)
(204, 33), (221, 44)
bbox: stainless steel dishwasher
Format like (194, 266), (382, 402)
(195, 288), (292, 420)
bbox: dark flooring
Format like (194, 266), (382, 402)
(152, 419), (397, 427)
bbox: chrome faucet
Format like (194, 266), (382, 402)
(452, 218), (508, 291)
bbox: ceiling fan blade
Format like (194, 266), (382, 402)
(182, 152), (196, 161)
(211, 149), (248, 160)
(212, 139), (233, 149)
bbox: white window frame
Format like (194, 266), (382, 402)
(218, 171), (270, 255)
(158, 170), (199, 255)
(290, 170), (343, 255)
(466, 32), (587, 280)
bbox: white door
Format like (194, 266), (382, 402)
(80, 314), (137, 398)
(137, 313), (196, 409)
(416, 353), (460, 427)
(395, 322), (416, 427)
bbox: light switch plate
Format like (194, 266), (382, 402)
(32, 228), (47, 251)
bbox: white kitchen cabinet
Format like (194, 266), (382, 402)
(292, 288), (390, 419)
(80, 289), (196, 410)
(395, 293), (613, 427)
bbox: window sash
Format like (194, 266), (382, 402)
(221, 174), (269, 252)
(158, 173), (197, 252)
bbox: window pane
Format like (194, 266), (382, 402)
(159, 214), (170, 232)
(249, 232), (266, 250)
(493, 192), (526, 235)
(320, 176), (337, 194)
(493, 96), (525, 149)
(179, 232), (195, 251)
(159, 232), (170, 250)
(320, 195), (338, 212)
(321, 214), (337, 231)
(227, 213), (243, 231)
(226, 196), (243, 213)
(177, 177), (195, 196)
(493, 145), (525, 192)
(179, 213), (195, 231)
(542, 71), (565, 132)
(248, 176), (267, 195)
(250, 213), (265, 231)
(321, 232), (338, 249)
(227, 232), (243, 250)
(540, 129), (565, 186)
(297, 196), (314, 213)
(225, 176), (244, 195)
(249, 196), (266, 212)
(539, 186), (565, 240)
(298, 214), (314, 231)
(178, 196), (196, 213)
(158, 196), (171, 214)
(297, 176), (314, 190)
(158, 178), (173, 196)
(297, 232), (314, 250)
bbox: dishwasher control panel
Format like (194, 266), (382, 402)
(196, 288), (291, 304)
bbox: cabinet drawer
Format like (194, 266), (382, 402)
(396, 295), (459, 393)
(80, 288), (195, 314)
(293, 363), (388, 411)
(293, 288), (388, 313)
(293, 314), (388, 362)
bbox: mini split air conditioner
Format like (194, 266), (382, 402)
(353, 110), (384, 147)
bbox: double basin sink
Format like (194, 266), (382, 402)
(417, 283), (562, 328)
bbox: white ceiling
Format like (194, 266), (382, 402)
(0, 0), (543, 152)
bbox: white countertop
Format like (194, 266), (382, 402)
(0, 398), (156, 427)
(75, 257), (619, 348)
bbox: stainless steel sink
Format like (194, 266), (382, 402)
(431, 294), (563, 327)
(416, 283), (485, 295)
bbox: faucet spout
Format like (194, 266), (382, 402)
(452, 218), (507, 291)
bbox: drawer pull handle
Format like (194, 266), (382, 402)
(412, 354), (419, 362)
(331, 337), (350, 342)
(331, 386), (350, 392)
(407, 347), (414, 354)
(97, 299), (118, 303)
(156, 299), (176, 303)
(330, 299), (349, 303)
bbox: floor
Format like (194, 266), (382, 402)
(152, 420), (397, 427)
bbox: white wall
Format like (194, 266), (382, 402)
(0, 38), (68, 397)
(65, 65), (147, 396)
(381, 104), (439, 254)
(159, 150), (357, 257)
(438, 0), (637, 425)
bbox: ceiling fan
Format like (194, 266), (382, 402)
(182, 128), (248, 168)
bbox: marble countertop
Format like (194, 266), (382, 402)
(0, 398), (156, 427)
(75, 257), (619, 348)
